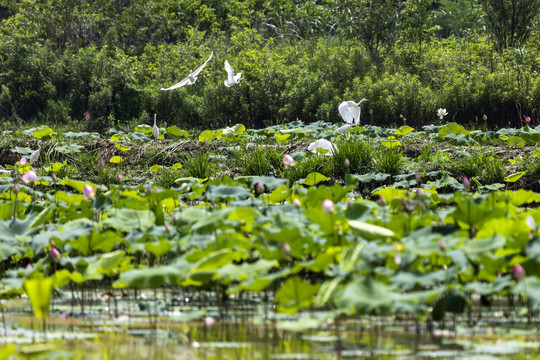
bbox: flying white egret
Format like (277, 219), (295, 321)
(308, 139), (337, 157)
(338, 98), (368, 125)
(30, 141), (42, 164)
(224, 60), (242, 87)
(160, 52), (214, 91)
(153, 113), (159, 140)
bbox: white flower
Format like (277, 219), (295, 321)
(437, 108), (448, 119)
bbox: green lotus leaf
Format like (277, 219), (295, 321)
(114, 265), (184, 288)
(104, 208), (155, 232)
(275, 277), (320, 314)
(24, 278), (53, 319)
(166, 125), (189, 138)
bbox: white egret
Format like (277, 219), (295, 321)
(308, 139), (337, 157)
(153, 113), (159, 140)
(224, 60), (242, 87)
(30, 141), (42, 165)
(336, 124), (353, 133)
(160, 52), (214, 91)
(338, 98), (368, 124)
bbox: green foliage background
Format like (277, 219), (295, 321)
(0, 0), (539, 130)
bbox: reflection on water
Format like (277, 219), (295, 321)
(1, 294), (539, 359)
(2, 316), (540, 360)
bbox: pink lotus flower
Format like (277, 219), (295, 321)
(513, 264), (525, 280)
(283, 154), (296, 167)
(50, 247), (61, 261)
(19, 157), (27, 166)
(322, 199), (335, 213)
(83, 184), (96, 200)
(283, 243), (291, 254)
(21, 170), (37, 184)
(204, 316), (215, 326)
(255, 181), (264, 194)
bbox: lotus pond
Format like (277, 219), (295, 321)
(1, 121), (540, 359)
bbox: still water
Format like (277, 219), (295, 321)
(1, 294), (539, 359)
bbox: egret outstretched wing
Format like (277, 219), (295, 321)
(349, 104), (361, 124)
(338, 99), (367, 125)
(338, 102), (355, 124)
(224, 60), (242, 87)
(160, 51), (214, 91)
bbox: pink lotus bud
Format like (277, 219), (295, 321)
(83, 184), (96, 200)
(283, 154), (296, 167)
(26, 263), (32, 269)
(525, 116), (531, 123)
(394, 253), (402, 265)
(416, 173), (421, 183)
(255, 181), (264, 193)
(165, 223), (171, 233)
(417, 188), (425, 198)
(116, 173), (123, 182)
(146, 186), (152, 195)
(463, 176), (470, 188)
(379, 196), (386, 205)
(21, 170), (37, 184)
(51, 173), (57, 181)
(293, 198), (301, 207)
(221, 162), (227, 170)
(172, 214), (177, 223)
(204, 316), (215, 326)
(86, 114), (90, 120)
(344, 158), (350, 168)
(164, 121), (167, 128)
(50, 247), (61, 261)
(513, 264), (525, 280)
(20, 157), (27, 166)
(438, 240), (446, 251)
(369, 108), (373, 115)
(371, 158), (377, 165)
(483, 114), (487, 121)
(283, 243), (291, 254)
(322, 199), (334, 213)
(13, 184), (19, 194)
(97, 157), (104, 169)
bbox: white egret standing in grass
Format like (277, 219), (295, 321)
(30, 141), (42, 165)
(338, 98), (368, 125)
(160, 52), (213, 91)
(153, 114), (159, 140)
(224, 60), (242, 87)
(308, 139), (337, 156)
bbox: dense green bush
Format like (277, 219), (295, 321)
(0, 0), (539, 130)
